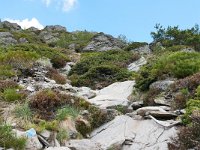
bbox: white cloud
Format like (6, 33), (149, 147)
(42, 0), (51, 7)
(4, 18), (44, 30)
(62, 0), (78, 12)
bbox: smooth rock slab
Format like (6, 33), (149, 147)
(45, 147), (70, 150)
(128, 56), (147, 72)
(90, 115), (177, 150)
(88, 81), (135, 108)
(65, 139), (103, 150)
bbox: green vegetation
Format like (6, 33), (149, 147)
(14, 102), (33, 122)
(69, 50), (139, 89)
(125, 42), (148, 51)
(56, 106), (79, 121)
(182, 99), (200, 124)
(0, 124), (27, 150)
(1, 88), (23, 102)
(136, 51), (200, 91)
(56, 31), (95, 51)
(57, 129), (69, 144)
(151, 24), (200, 51)
(12, 30), (42, 44)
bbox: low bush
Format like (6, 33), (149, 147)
(1, 88), (23, 102)
(46, 68), (66, 84)
(0, 65), (16, 79)
(169, 108), (200, 150)
(57, 129), (69, 145)
(135, 52), (200, 91)
(29, 89), (89, 120)
(56, 31), (95, 51)
(125, 42), (148, 51)
(14, 102), (33, 122)
(69, 50), (139, 89)
(50, 55), (67, 69)
(182, 99), (200, 124)
(29, 89), (61, 119)
(56, 106), (79, 121)
(0, 50), (39, 70)
(71, 65), (132, 89)
(0, 124), (27, 149)
(0, 80), (18, 92)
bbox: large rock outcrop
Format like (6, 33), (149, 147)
(88, 81), (135, 108)
(0, 21), (21, 31)
(90, 115), (178, 150)
(83, 32), (126, 51)
(0, 32), (18, 45)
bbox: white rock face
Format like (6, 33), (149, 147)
(45, 147), (71, 150)
(90, 115), (177, 150)
(65, 139), (103, 150)
(88, 81), (135, 108)
(128, 56), (147, 72)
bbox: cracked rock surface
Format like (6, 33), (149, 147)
(90, 115), (177, 150)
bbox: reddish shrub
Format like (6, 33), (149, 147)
(0, 80), (18, 92)
(50, 56), (66, 69)
(46, 68), (66, 84)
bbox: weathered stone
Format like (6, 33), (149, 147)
(148, 111), (177, 119)
(40, 129), (51, 139)
(88, 81), (135, 108)
(128, 56), (147, 72)
(44, 25), (67, 32)
(45, 147), (71, 150)
(136, 106), (168, 117)
(131, 45), (151, 55)
(13, 129), (43, 150)
(130, 101), (144, 110)
(39, 31), (60, 43)
(150, 80), (174, 91)
(59, 118), (78, 139)
(83, 32), (126, 51)
(65, 139), (103, 150)
(75, 87), (96, 99)
(0, 32), (18, 45)
(90, 115), (177, 150)
(19, 37), (28, 43)
(27, 27), (40, 32)
(0, 21), (21, 31)
(154, 96), (172, 106)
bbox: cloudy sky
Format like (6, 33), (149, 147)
(1, 0), (200, 42)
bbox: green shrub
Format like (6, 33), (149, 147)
(69, 50), (139, 89)
(2, 43), (70, 62)
(195, 85), (200, 99)
(182, 99), (200, 124)
(0, 124), (26, 149)
(151, 24), (200, 51)
(0, 65), (16, 79)
(136, 52), (200, 91)
(56, 31), (95, 50)
(0, 50), (39, 69)
(14, 102), (33, 122)
(30, 120), (59, 132)
(57, 129), (69, 144)
(125, 42), (148, 51)
(1, 88), (22, 102)
(56, 106), (79, 121)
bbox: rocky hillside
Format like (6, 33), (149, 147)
(0, 21), (199, 150)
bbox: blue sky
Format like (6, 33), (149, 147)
(1, 0), (200, 42)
